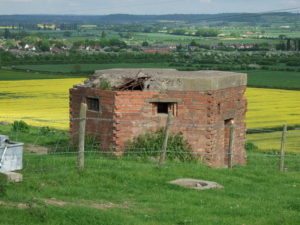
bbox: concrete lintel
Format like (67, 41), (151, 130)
(145, 98), (182, 103)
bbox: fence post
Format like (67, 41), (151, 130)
(279, 124), (287, 172)
(228, 123), (235, 169)
(159, 111), (172, 167)
(77, 103), (87, 171)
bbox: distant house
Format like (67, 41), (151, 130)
(280, 26), (290, 29)
(92, 45), (102, 51)
(50, 47), (64, 54)
(142, 45), (176, 53)
(24, 44), (36, 51)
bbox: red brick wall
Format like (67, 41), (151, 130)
(70, 87), (116, 151)
(70, 85), (247, 167)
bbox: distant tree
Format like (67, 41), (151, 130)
(189, 40), (197, 46)
(287, 39), (291, 51)
(176, 44), (183, 51)
(101, 31), (107, 38)
(276, 41), (286, 50)
(143, 27), (152, 33)
(54, 41), (65, 49)
(4, 29), (10, 39)
(172, 29), (186, 35)
(195, 28), (219, 37)
(36, 40), (50, 52)
(142, 41), (149, 46)
(278, 34), (286, 40)
(19, 41), (26, 48)
(63, 31), (72, 37)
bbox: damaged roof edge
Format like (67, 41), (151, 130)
(74, 69), (247, 92)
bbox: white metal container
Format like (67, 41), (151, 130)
(0, 135), (23, 173)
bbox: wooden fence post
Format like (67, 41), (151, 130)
(279, 124), (287, 172)
(159, 111), (172, 167)
(228, 123), (236, 169)
(77, 103), (87, 171)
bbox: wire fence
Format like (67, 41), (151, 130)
(0, 115), (299, 176)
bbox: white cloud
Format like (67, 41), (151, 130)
(9, 0), (33, 2)
(284, 0), (300, 6)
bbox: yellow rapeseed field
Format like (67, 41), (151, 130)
(1, 78), (299, 151)
(37, 24), (56, 29)
(80, 25), (97, 28)
(0, 78), (84, 130)
(246, 88), (300, 128)
(0, 79), (299, 147)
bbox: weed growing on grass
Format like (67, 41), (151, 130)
(245, 141), (259, 152)
(39, 126), (55, 135)
(125, 128), (193, 161)
(11, 120), (29, 132)
(99, 81), (112, 90)
(27, 204), (48, 223)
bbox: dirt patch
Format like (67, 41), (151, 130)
(0, 198), (128, 210)
(40, 198), (128, 210)
(24, 144), (48, 155)
(0, 200), (32, 209)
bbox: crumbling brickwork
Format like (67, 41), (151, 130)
(70, 69), (247, 167)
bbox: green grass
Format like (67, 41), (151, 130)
(0, 69), (84, 81)
(246, 70), (300, 90)
(1, 120), (300, 224)
(247, 130), (300, 153)
(1, 152), (300, 225)
(14, 63), (172, 73)
(0, 124), (69, 150)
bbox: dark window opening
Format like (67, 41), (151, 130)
(157, 103), (170, 114)
(86, 97), (100, 112)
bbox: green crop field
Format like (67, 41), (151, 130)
(246, 70), (300, 90)
(0, 69), (83, 81)
(14, 63), (172, 73)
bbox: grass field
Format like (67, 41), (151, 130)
(247, 131), (300, 153)
(0, 69), (83, 80)
(246, 70), (300, 90)
(0, 153), (300, 225)
(14, 63), (172, 73)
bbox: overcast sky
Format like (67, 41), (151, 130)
(1, 0), (300, 15)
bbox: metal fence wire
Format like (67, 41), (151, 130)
(0, 115), (299, 173)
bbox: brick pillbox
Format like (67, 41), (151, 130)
(70, 69), (247, 167)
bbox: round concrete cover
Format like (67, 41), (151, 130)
(169, 178), (224, 190)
